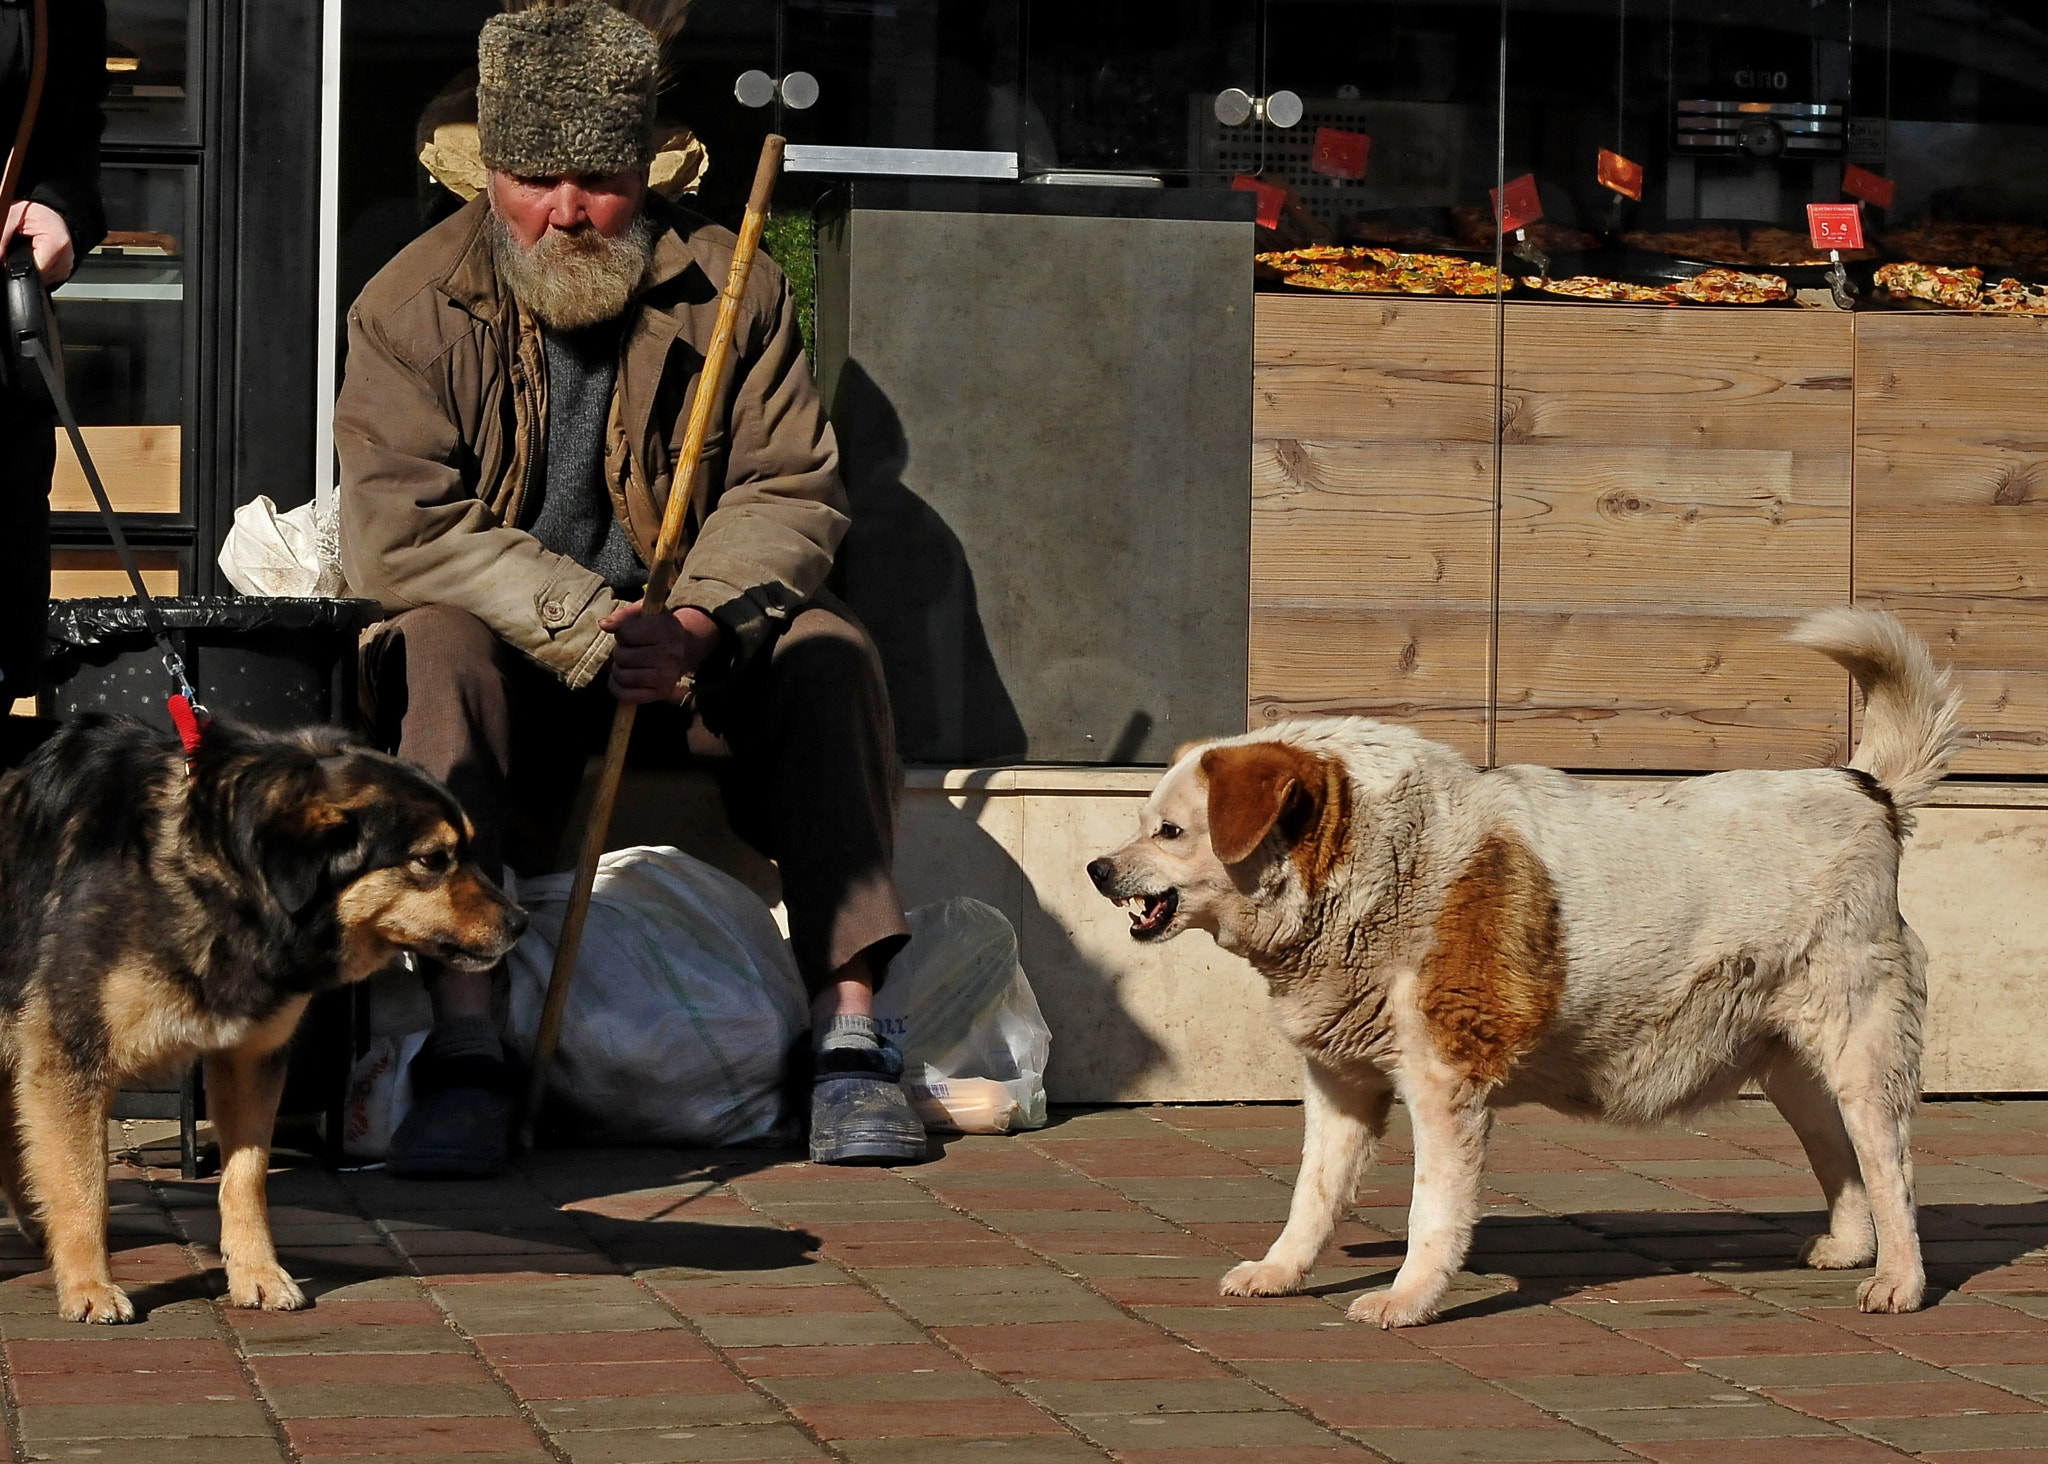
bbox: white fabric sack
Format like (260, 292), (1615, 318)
(503, 845), (810, 1147)
(876, 898), (1050, 1134)
(217, 495), (346, 598)
(341, 1030), (427, 1160)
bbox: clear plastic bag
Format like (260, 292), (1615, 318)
(875, 898), (1050, 1134)
(502, 846), (811, 1147)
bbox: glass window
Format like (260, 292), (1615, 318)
(102, 0), (202, 147)
(1262, 1), (1505, 248)
(778, 1), (1021, 159)
(1022, 0), (1259, 180)
(50, 163), (193, 516)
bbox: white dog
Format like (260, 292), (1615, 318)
(1087, 608), (1960, 1327)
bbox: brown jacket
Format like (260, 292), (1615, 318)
(336, 193), (845, 688)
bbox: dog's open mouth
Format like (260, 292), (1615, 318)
(1119, 889), (1179, 941)
(422, 939), (510, 973)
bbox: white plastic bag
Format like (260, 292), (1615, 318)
(341, 1030), (427, 1160)
(876, 898), (1050, 1134)
(503, 846), (810, 1147)
(217, 495), (346, 598)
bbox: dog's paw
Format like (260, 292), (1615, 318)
(1219, 1260), (1306, 1298)
(1800, 1233), (1877, 1270)
(1856, 1271), (1926, 1315)
(1345, 1288), (1437, 1329)
(227, 1262), (307, 1312)
(59, 1281), (134, 1324)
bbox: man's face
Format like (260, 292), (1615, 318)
(488, 168), (647, 250)
(484, 166), (655, 330)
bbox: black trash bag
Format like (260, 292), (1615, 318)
(42, 595), (383, 734)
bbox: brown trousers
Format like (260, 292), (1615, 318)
(362, 595), (910, 993)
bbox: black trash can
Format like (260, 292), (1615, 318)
(41, 595), (382, 734)
(40, 595), (386, 1164)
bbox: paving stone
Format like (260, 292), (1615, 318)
(14, 1401), (276, 1440)
(282, 1415), (548, 1454)
(1846, 1412), (2048, 1451)
(1607, 1434), (1912, 1463)
(544, 1422), (827, 1462)
(498, 1361), (753, 1399)
(1016, 1379), (1288, 1415)
(1686, 1350), (1957, 1387)
(261, 1382), (520, 1418)
(1556, 1397), (1839, 1440)
(1073, 1409), (1344, 1451)
(1760, 1380), (2046, 1419)
(477, 1330), (718, 1365)
(691, 1312), (929, 1348)
(1500, 1374), (1760, 1411)
(1339, 1424), (1637, 1461)
(1953, 1362), (2048, 1399)
(1620, 1320), (1886, 1359)
(1421, 1338), (1690, 1378)
(786, 1397), (1068, 1439)
(1289, 1389), (1563, 1431)
(1237, 1360), (1500, 1395)
(760, 1372), (1012, 1403)
(531, 1395), (786, 1430)
(19, 1438), (290, 1463)
(720, 1344), (964, 1377)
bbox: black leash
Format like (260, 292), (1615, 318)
(7, 239), (205, 752)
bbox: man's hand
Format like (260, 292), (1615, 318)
(0, 202), (76, 286)
(601, 600), (722, 704)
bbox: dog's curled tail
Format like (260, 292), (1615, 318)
(1790, 606), (1964, 813)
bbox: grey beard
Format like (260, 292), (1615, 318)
(486, 207), (655, 330)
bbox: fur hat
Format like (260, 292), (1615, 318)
(476, 2), (659, 177)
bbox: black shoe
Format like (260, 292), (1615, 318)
(808, 1043), (926, 1166)
(387, 1050), (519, 1179)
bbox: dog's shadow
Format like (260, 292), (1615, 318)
(61, 1146), (830, 1318)
(1308, 1205), (2048, 1318)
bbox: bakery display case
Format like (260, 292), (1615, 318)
(1242, 1), (2048, 776)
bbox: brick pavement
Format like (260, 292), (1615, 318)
(1, 1098), (2045, 1463)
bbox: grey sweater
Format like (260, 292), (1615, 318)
(525, 320), (645, 595)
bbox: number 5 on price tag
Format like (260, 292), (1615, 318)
(1807, 202), (1865, 252)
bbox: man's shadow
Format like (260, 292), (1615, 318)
(831, 360), (1027, 766)
(831, 360), (1169, 1097)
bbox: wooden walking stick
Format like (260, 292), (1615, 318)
(518, 134), (785, 1149)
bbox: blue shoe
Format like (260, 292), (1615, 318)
(388, 1051), (518, 1179)
(808, 1043), (927, 1166)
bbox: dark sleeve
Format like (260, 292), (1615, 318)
(20, 0), (108, 255)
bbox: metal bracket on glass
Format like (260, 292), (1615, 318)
(1214, 89), (1304, 129)
(1827, 249), (1859, 311)
(783, 145), (1019, 180)
(734, 70), (819, 110)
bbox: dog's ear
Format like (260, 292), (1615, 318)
(261, 794), (366, 917)
(1201, 741), (1350, 880)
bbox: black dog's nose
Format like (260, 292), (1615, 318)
(1086, 857), (1116, 893)
(504, 905), (531, 940)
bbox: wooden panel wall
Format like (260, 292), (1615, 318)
(1855, 315), (2048, 774)
(50, 426), (182, 516)
(1250, 296), (1496, 761)
(1494, 306), (1854, 770)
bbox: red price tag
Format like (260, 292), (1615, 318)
(1842, 164), (1895, 210)
(1233, 174), (1287, 230)
(1310, 127), (1370, 181)
(1596, 149), (1644, 201)
(1490, 173), (1544, 233)
(1806, 202), (1866, 251)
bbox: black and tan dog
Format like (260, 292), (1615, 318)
(0, 715), (526, 1322)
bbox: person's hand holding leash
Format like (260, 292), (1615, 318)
(602, 599), (720, 703)
(0, 200), (74, 284)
